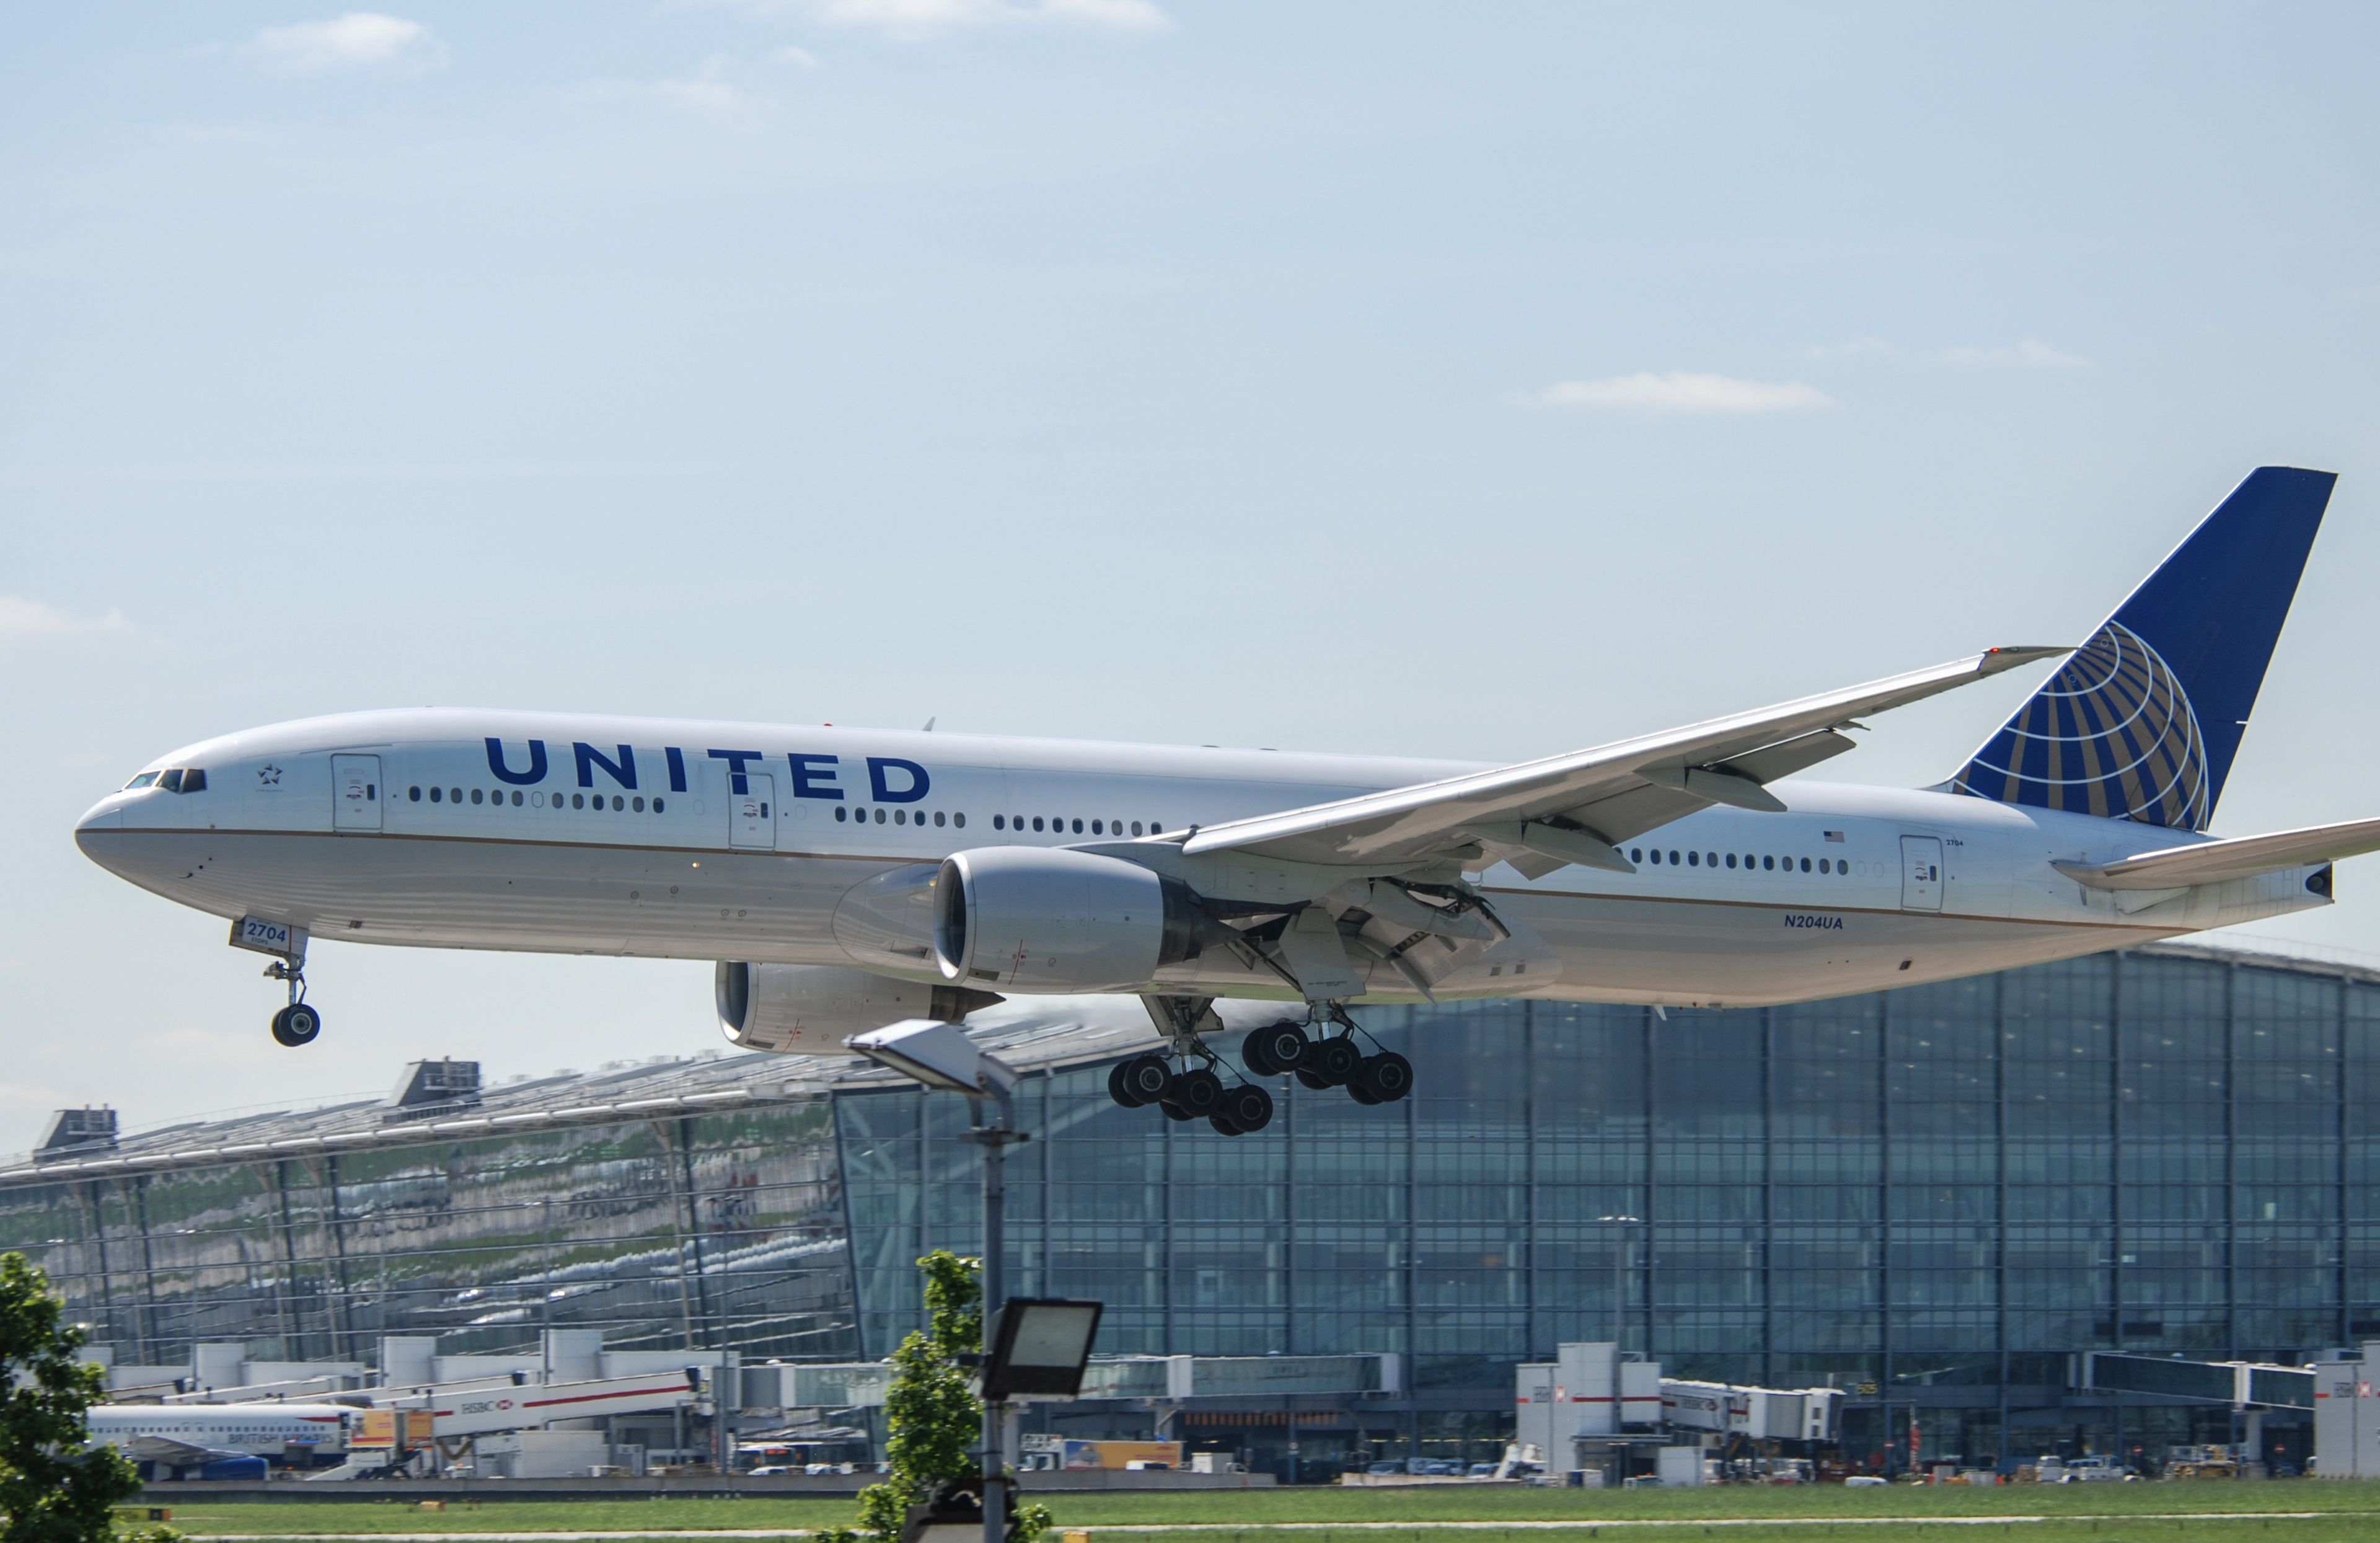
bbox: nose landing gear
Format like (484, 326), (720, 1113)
(262, 952), (321, 1048)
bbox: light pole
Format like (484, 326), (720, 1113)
(848, 1021), (1024, 1543)
(1599, 1214), (1640, 1353)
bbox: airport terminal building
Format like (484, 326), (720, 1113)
(3, 940), (2371, 1476)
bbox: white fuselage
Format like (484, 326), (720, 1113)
(87, 1402), (353, 1458)
(74, 709), (2330, 1010)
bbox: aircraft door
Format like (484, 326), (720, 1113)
(731, 773), (777, 851)
(1899, 835), (1943, 912)
(332, 754), (382, 833)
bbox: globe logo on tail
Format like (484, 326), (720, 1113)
(1954, 621), (2211, 830)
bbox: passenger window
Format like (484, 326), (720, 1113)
(1131, 821), (1144, 836)
(1630, 848), (1642, 863)
(1091, 820), (1104, 834)
(993, 815), (1005, 829)
(513, 790), (524, 806)
(430, 787), (443, 803)
(1687, 851), (1698, 866)
(1669, 850), (1681, 865)
(1726, 853), (1737, 868)
(1072, 818), (1084, 834)
(1818, 858), (1829, 873)
(409, 787), (422, 802)
(874, 808), (886, 824)
(653, 797), (664, 812)
(935, 811), (946, 827)
(450, 788), (462, 804)
(1033, 817), (1044, 832)
(572, 794), (584, 809)
(633, 796), (645, 812)
(1799, 857), (1811, 872)
(1706, 852), (1717, 867)
(953, 812), (965, 828)
(836, 807), (848, 822)
(1150, 823), (1161, 834)
(894, 809), (906, 825)
(471, 788), (483, 805)
(1763, 856), (1774, 870)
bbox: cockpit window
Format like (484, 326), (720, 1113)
(157, 769), (183, 792)
(125, 772), (159, 789)
(178, 769), (207, 793)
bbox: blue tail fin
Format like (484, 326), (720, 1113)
(1950, 466), (2336, 831)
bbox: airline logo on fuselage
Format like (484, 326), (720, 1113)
(482, 739), (928, 803)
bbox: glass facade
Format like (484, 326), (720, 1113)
(840, 947), (2374, 1467)
(0, 944), (2368, 1471)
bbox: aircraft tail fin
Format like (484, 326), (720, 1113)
(1949, 466), (2336, 831)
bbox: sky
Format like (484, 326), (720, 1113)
(4, 2), (2378, 1155)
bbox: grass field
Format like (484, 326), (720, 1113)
(151, 1482), (2380, 1542)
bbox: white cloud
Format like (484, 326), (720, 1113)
(772, 45), (822, 66)
(805, 0), (1169, 40)
(1540, 373), (1836, 415)
(0, 597), (134, 643)
(1935, 337), (2089, 369)
(570, 57), (756, 118)
(249, 13), (443, 70)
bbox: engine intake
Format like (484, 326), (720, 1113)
(934, 847), (1203, 992)
(715, 963), (1001, 1054)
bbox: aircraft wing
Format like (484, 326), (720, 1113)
(2055, 817), (2380, 891)
(1177, 647), (2068, 875)
(117, 1434), (242, 1466)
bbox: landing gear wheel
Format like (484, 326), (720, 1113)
(1208, 1110), (1245, 1137)
(1354, 1051), (1413, 1103)
(1163, 1066), (1224, 1119)
(271, 1002), (322, 1048)
(1113, 1054), (1171, 1108)
(1300, 1035), (1360, 1087)
(1241, 1020), (1308, 1077)
(1218, 1082), (1274, 1133)
(1158, 1099), (1197, 1121)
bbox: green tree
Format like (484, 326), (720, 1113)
(826, 1251), (1049, 1543)
(0, 1251), (141, 1543)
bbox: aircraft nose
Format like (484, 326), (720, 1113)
(74, 793), (131, 867)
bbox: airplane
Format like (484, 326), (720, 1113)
(76, 467), (2380, 1138)
(85, 1401), (353, 1477)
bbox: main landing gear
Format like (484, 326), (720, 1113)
(1108, 1004), (1413, 1136)
(1109, 1051), (1275, 1136)
(1242, 1009), (1413, 1106)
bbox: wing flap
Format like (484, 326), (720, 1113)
(2055, 816), (2380, 891)
(1181, 647), (2066, 867)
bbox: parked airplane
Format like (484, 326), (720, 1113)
(86, 1402), (352, 1475)
(77, 468), (2380, 1136)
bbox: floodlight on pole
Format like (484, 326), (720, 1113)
(1599, 1214), (1641, 1353)
(847, 1019), (1030, 1543)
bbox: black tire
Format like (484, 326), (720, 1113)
(1355, 1050), (1414, 1103)
(1242, 1020), (1308, 1077)
(1220, 1082), (1274, 1133)
(1166, 1066), (1225, 1117)
(1207, 1110), (1246, 1137)
(1295, 1065), (1334, 1091)
(1115, 1054), (1171, 1107)
(271, 1003), (322, 1048)
(1347, 1081), (1382, 1106)
(1302, 1035), (1360, 1087)
(1159, 1098), (1197, 1121)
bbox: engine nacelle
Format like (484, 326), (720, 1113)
(933, 847), (1202, 992)
(714, 963), (1000, 1054)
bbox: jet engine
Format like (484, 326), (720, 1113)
(933, 847), (1204, 992)
(714, 963), (1000, 1054)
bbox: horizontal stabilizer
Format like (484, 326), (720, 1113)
(2054, 816), (2380, 891)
